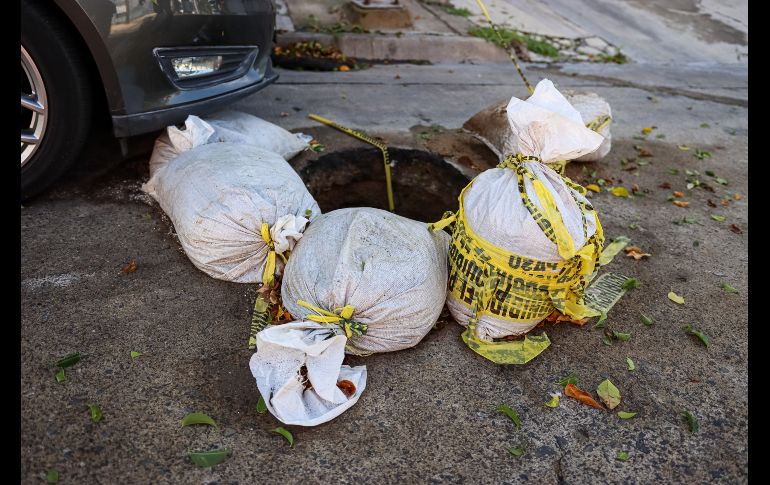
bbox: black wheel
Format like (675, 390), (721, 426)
(21, 0), (93, 199)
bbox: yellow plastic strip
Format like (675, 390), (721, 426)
(307, 114), (395, 212)
(260, 223), (276, 287)
(462, 326), (551, 364)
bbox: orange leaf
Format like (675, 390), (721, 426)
(734, 193), (743, 200)
(625, 249), (651, 260)
(121, 260), (137, 273)
(673, 191), (685, 198)
(336, 380), (356, 398)
(720, 199), (730, 206)
(339, 65), (350, 72)
(673, 200), (690, 208)
(564, 384), (603, 409)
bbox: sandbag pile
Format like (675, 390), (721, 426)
(463, 90), (612, 165)
(434, 79), (606, 364)
(250, 207), (450, 425)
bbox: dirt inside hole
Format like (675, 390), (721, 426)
(299, 148), (470, 222)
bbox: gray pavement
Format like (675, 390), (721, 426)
(21, 60), (747, 483)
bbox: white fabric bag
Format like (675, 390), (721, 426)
(249, 321), (367, 426)
(448, 79), (605, 339)
(147, 111), (310, 177)
(142, 143), (320, 283)
(281, 207), (450, 355)
(463, 88), (612, 163)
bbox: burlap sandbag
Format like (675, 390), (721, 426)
(463, 90), (612, 163)
(442, 79), (605, 343)
(281, 207), (450, 355)
(142, 143), (320, 283)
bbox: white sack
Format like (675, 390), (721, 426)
(449, 79), (603, 339)
(462, 87), (612, 162)
(142, 143), (320, 283)
(147, 111), (310, 177)
(249, 321), (367, 426)
(282, 207), (450, 355)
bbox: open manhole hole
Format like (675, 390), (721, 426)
(299, 148), (470, 222)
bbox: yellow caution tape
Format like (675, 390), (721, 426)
(462, 326), (551, 364)
(296, 300), (368, 339)
(307, 114), (395, 212)
(249, 293), (271, 350)
(260, 223), (276, 287)
(434, 153), (604, 364)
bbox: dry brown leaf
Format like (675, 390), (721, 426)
(730, 224), (743, 234)
(121, 260), (137, 273)
(564, 384), (603, 409)
(638, 149), (653, 158)
(734, 193), (743, 200)
(631, 184), (640, 193)
(336, 380), (356, 398)
(658, 182), (671, 189)
(673, 200), (690, 208)
(625, 248), (651, 260)
(544, 311), (588, 326)
(707, 199), (717, 208)
(673, 191), (685, 198)
(720, 199), (730, 206)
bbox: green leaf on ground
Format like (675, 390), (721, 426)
(684, 325), (710, 348)
(46, 469), (59, 484)
(616, 451), (630, 461)
(720, 283), (739, 293)
(668, 291), (685, 304)
(715, 177), (728, 185)
(556, 373), (578, 387)
(699, 123), (710, 128)
(56, 353), (81, 368)
(694, 149), (712, 160)
(594, 312), (608, 329)
(545, 394), (560, 408)
(130, 351), (141, 359)
(497, 404), (522, 428)
(508, 446), (526, 457)
(626, 358), (636, 371)
(682, 410), (699, 432)
(188, 448), (229, 467)
(256, 396), (268, 414)
(639, 313), (654, 326)
(611, 187), (630, 197)
(602, 335), (613, 346)
(710, 214), (726, 221)
(88, 404), (103, 423)
(705, 170), (715, 176)
(55, 369), (66, 383)
(613, 331), (631, 342)
(621, 278), (640, 290)
(618, 411), (637, 419)
(181, 412), (217, 428)
(272, 427), (294, 447)
(597, 379), (621, 410)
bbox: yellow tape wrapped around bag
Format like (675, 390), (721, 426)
(431, 154), (604, 364)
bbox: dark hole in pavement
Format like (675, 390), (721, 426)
(299, 147), (470, 222)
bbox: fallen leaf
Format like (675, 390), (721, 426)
(641, 127), (653, 134)
(734, 193), (743, 200)
(684, 325), (710, 348)
(720, 283), (738, 294)
(86, 404), (103, 423)
(181, 412), (217, 428)
(699, 122), (710, 128)
(710, 214), (726, 222)
(611, 187), (630, 197)
(729, 224), (743, 234)
(337, 380), (357, 398)
(624, 246), (651, 260)
(673, 200), (690, 208)
(130, 351), (141, 359)
(55, 368), (66, 383)
(497, 404), (521, 428)
(639, 313), (653, 326)
(616, 451), (630, 461)
(658, 182), (671, 189)
(586, 184), (600, 193)
(556, 373), (578, 387)
(593, 312), (608, 329)
(394, 74), (401, 79)
(677, 145), (690, 151)
(673, 191), (684, 198)
(545, 394), (560, 408)
(508, 446), (526, 457)
(626, 358), (636, 371)
(631, 184), (640, 193)
(56, 353), (81, 368)
(618, 411), (637, 419)
(256, 396), (268, 414)
(339, 65), (350, 72)
(681, 410), (699, 432)
(694, 149), (712, 160)
(613, 331), (631, 342)
(602, 335), (613, 346)
(188, 448), (229, 467)
(720, 199), (730, 206)
(707, 199), (717, 208)
(46, 469), (59, 484)
(638, 149), (653, 158)
(597, 379), (621, 410)
(121, 260), (137, 273)
(280, 112), (289, 117)
(564, 384), (603, 409)
(272, 427), (294, 447)
(621, 278), (640, 290)
(668, 291), (685, 304)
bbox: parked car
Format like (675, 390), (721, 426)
(21, 0), (278, 198)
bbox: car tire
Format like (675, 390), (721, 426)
(21, 0), (93, 200)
